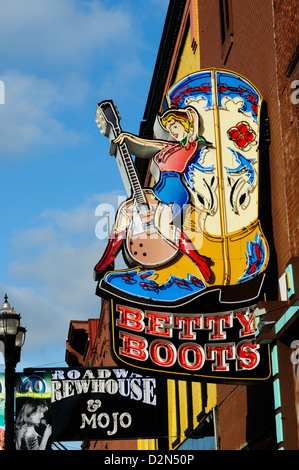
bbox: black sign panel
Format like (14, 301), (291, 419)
(50, 367), (168, 442)
(109, 299), (271, 383)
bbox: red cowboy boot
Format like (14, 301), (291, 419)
(176, 230), (211, 281)
(94, 229), (126, 280)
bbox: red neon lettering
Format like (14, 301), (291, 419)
(149, 340), (176, 367)
(234, 310), (255, 337)
(119, 332), (148, 361)
(174, 315), (201, 339)
(236, 340), (260, 370)
(203, 313), (232, 340)
(205, 343), (235, 371)
(116, 305), (144, 332)
(145, 311), (172, 337)
(178, 343), (205, 370)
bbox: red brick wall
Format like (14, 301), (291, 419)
(216, 384), (248, 449)
(272, 0), (299, 261)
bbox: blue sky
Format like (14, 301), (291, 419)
(0, 0), (169, 373)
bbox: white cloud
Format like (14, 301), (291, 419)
(0, 0), (147, 158)
(3, 190), (125, 366)
(0, 0), (135, 71)
(0, 70), (86, 157)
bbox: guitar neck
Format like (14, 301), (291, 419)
(115, 129), (147, 206)
(97, 100), (147, 206)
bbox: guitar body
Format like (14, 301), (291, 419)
(121, 189), (178, 267)
(96, 100), (178, 269)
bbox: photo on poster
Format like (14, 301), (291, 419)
(15, 373), (52, 450)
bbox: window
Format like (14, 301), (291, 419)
(219, 0), (234, 61)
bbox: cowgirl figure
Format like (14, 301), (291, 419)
(94, 106), (212, 282)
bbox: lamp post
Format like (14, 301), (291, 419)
(0, 294), (26, 450)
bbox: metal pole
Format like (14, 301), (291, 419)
(4, 335), (17, 451)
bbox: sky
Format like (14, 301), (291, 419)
(0, 0), (169, 375)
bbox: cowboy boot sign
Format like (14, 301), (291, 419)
(93, 69), (271, 382)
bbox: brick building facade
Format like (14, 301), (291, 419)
(66, 0), (298, 450)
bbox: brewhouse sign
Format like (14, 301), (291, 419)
(94, 69), (271, 382)
(17, 368), (168, 443)
(51, 368), (167, 441)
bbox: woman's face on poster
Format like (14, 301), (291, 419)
(29, 407), (45, 425)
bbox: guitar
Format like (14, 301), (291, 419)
(95, 100), (178, 267)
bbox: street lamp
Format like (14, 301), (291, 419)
(0, 294), (26, 450)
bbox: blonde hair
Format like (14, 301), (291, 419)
(161, 112), (191, 133)
(16, 399), (48, 428)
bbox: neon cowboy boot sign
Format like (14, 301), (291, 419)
(93, 69), (271, 382)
